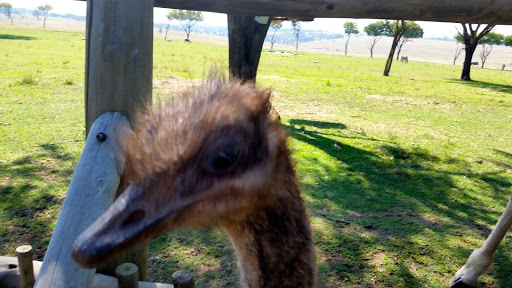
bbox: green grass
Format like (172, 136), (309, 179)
(1, 26), (512, 287)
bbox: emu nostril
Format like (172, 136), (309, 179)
(121, 209), (146, 228)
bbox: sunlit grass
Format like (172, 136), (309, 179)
(1, 26), (511, 287)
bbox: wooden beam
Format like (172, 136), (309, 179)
(85, 0), (153, 135)
(153, 0), (512, 25)
(228, 15), (271, 82)
(34, 112), (130, 288)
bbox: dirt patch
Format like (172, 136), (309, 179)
(153, 77), (202, 98)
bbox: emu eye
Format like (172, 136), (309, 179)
(204, 135), (241, 175)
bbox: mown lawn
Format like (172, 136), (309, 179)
(1, 26), (511, 287)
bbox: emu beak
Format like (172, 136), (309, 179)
(72, 179), (181, 268)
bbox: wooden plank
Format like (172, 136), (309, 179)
(1, 257), (173, 288)
(34, 112), (130, 288)
(152, 0), (512, 25)
(85, 0), (153, 135)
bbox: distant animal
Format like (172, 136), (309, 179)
(400, 56), (408, 63)
(184, 39), (191, 43)
(471, 62), (479, 66)
(502, 64), (506, 70)
(450, 191), (512, 287)
(72, 79), (317, 288)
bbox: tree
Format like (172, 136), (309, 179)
(0, 2), (13, 25)
(167, 9), (203, 42)
(453, 41), (464, 65)
(343, 21), (359, 56)
(364, 20), (392, 58)
(396, 21), (423, 60)
(477, 32), (504, 68)
(383, 20), (408, 76)
(292, 20), (301, 51)
(32, 8), (41, 21)
(456, 24), (495, 80)
(269, 21), (282, 50)
(38, 4), (52, 28)
(505, 35), (512, 47)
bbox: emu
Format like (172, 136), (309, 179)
(72, 80), (317, 287)
(400, 56), (408, 63)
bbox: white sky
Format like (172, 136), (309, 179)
(10, 0), (512, 38)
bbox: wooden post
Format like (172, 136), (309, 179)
(85, 0), (153, 135)
(84, 0), (153, 279)
(228, 15), (271, 82)
(171, 270), (194, 288)
(34, 112), (131, 288)
(15, 246), (35, 288)
(115, 263), (139, 288)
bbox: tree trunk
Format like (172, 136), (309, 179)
(228, 15), (271, 83)
(461, 45), (476, 81)
(344, 36), (349, 56)
(370, 49), (373, 58)
(384, 36), (400, 76)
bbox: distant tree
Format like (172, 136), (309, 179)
(396, 21), (423, 60)
(364, 20), (392, 58)
(269, 21), (282, 50)
(477, 32), (504, 68)
(343, 21), (359, 56)
(0, 2), (13, 25)
(383, 20), (409, 76)
(32, 8), (41, 21)
(456, 24), (495, 80)
(37, 4), (52, 28)
(167, 9), (203, 42)
(452, 41), (464, 65)
(292, 20), (301, 51)
(505, 35), (512, 47)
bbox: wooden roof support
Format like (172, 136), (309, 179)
(153, 0), (512, 25)
(228, 15), (271, 82)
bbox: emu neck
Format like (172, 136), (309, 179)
(223, 183), (316, 288)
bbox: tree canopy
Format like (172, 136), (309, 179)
(505, 35), (512, 47)
(364, 20), (392, 37)
(479, 31), (505, 45)
(343, 21), (359, 36)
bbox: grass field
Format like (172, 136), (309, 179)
(1, 26), (512, 287)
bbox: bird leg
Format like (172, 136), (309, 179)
(450, 191), (512, 287)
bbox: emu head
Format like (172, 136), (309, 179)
(72, 80), (288, 267)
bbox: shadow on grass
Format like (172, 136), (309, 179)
(0, 34), (37, 40)
(284, 118), (512, 287)
(447, 78), (512, 95)
(0, 144), (75, 260)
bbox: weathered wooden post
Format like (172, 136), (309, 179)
(85, 0), (153, 135)
(34, 112), (131, 287)
(171, 270), (194, 288)
(115, 263), (139, 288)
(84, 0), (154, 281)
(227, 15), (271, 82)
(15, 246), (35, 288)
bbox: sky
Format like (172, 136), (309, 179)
(10, 0), (512, 38)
